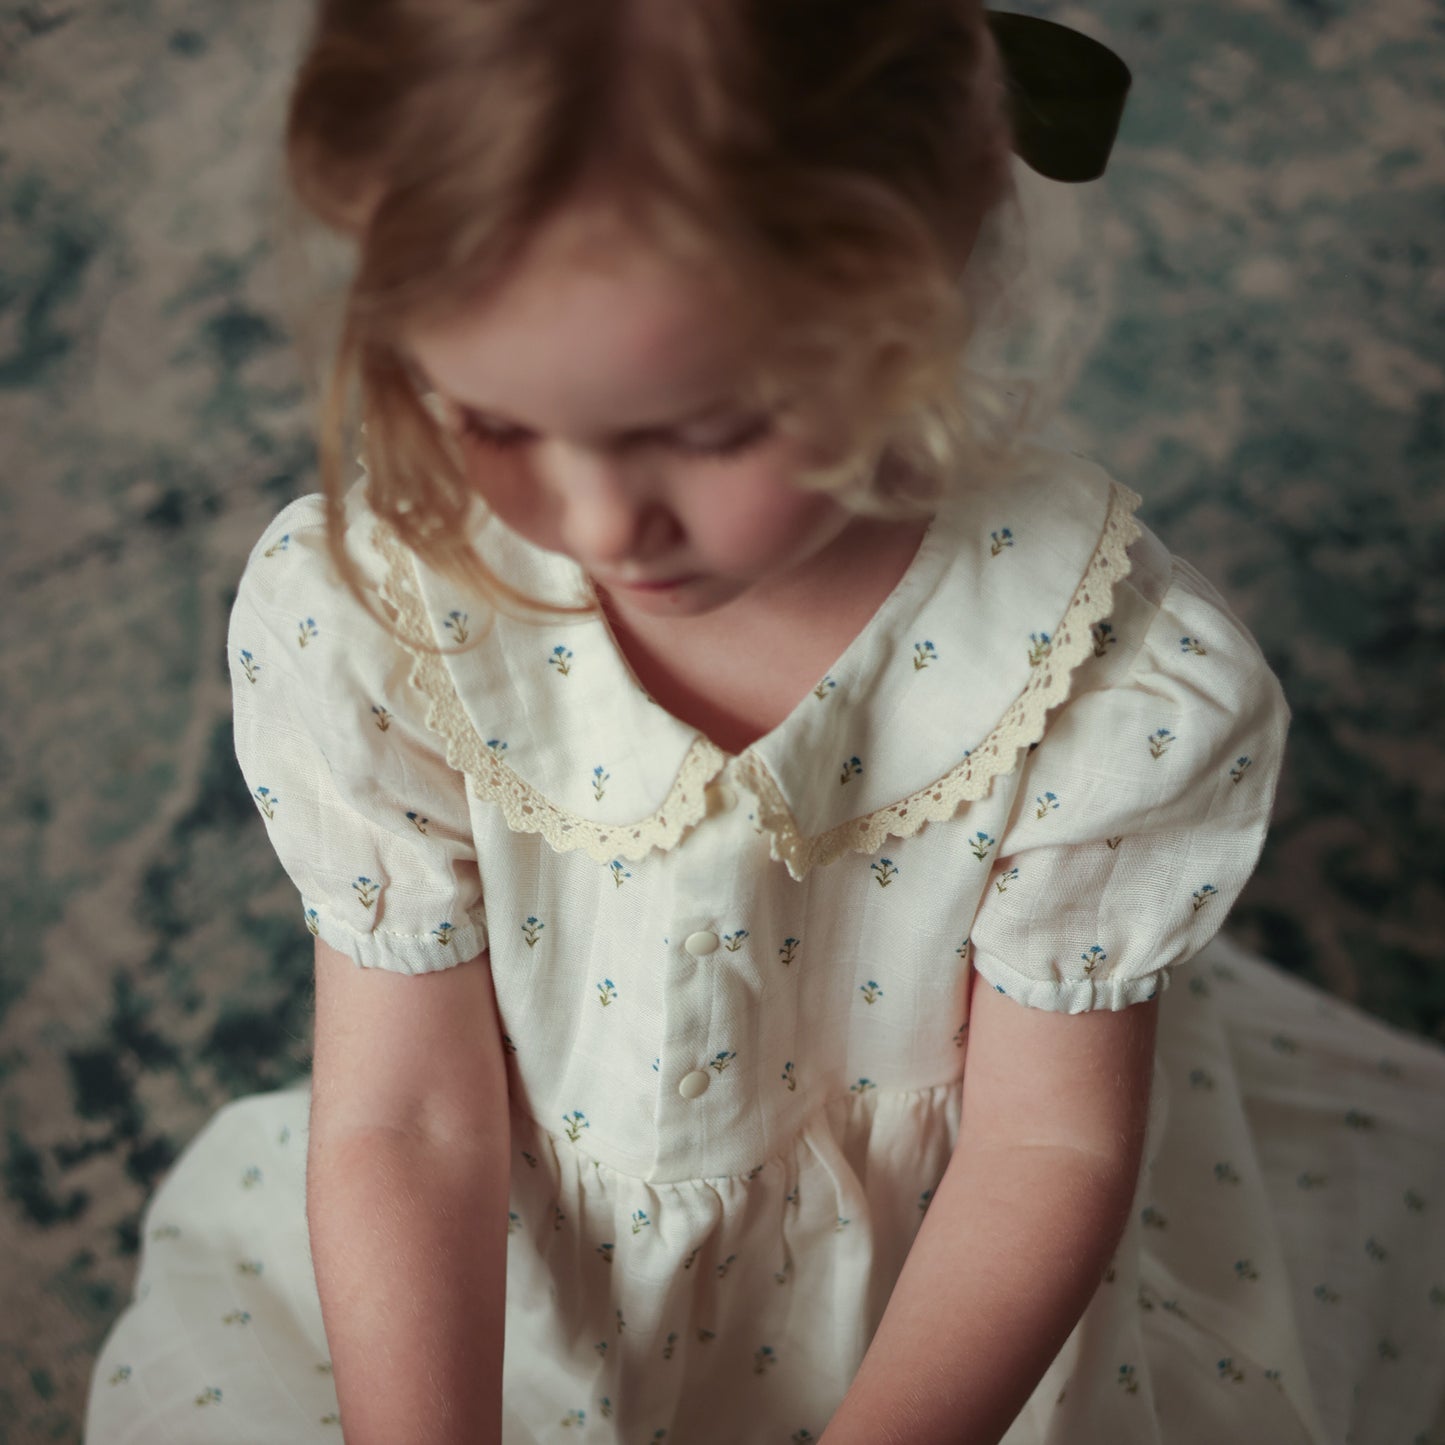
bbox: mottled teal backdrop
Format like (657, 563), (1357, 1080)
(2, 1), (1442, 1440)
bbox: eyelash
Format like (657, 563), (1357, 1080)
(456, 412), (774, 460)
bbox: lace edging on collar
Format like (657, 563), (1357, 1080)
(372, 479), (1141, 879)
(741, 480), (1142, 878)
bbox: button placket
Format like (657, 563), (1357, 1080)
(660, 824), (737, 1139)
(676, 927), (717, 1100)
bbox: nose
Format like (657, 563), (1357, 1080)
(542, 443), (676, 569)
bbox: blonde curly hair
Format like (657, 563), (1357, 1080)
(273, 0), (1112, 649)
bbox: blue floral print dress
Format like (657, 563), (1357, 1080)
(86, 441), (1445, 1445)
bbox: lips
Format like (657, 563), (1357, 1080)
(600, 574), (695, 591)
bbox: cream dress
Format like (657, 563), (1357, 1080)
(86, 442), (1445, 1445)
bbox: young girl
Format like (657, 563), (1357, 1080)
(87, 3), (1445, 1443)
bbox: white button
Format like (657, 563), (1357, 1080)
(678, 1070), (711, 1099)
(704, 782), (737, 816)
(684, 930), (720, 956)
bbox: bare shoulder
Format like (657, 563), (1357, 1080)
(310, 938), (510, 1145)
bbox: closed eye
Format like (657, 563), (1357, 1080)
(457, 411), (531, 451)
(455, 409), (774, 460)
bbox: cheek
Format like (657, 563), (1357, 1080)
(463, 453), (550, 539)
(693, 468), (846, 567)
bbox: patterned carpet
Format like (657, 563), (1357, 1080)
(2, 0), (1442, 1439)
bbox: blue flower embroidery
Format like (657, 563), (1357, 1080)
(1192, 884), (1219, 912)
(1081, 944), (1107, 975)
(239, 650), (260, 684)
(1179, 636), (1207, 655)
(592, 765), (610, 800)
(522, 916), (545, 947)
(444, 610), (470, 644)
(970, 832), (995, 861)
(1148, 728), (1176, 758)
(871, 858), (899, 887)
(253, 786), (276, 819)
(297, 618), (318, 648)
(549, 645), (574, 675)
(1230, 756), (1252, 783)
(840, 755), (863, 784)
(1027, 632), (1052, 667)
(432, 923), (455, 946)
(912, 640), (937, 669)
(990, 528), (1014, 555)
(352, 877), (379, 909)
(1035, 791), (1059, 818)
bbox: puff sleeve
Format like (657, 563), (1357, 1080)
(227, 495), (487, 974)
(968, 528), (1289, 1013)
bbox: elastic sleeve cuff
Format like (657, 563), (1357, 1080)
(304, 901), (489, 974)
(970, 948), (1171, 1014)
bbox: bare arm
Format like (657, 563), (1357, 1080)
(307, 938), (512, 1445)
(820, 967), (1160, 1445)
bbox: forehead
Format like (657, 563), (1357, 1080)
(404, 209), (761, 430)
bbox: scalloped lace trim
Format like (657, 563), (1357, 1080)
(737, 480), (1143, 879)
(372, 481), (1140, 874)
(373, 523), (727, 865)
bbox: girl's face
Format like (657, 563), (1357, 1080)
(404, 207), (874, 624)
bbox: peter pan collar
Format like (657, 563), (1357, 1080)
(371, 441), (1141, 880)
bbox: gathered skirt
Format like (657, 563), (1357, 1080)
(85, 933), (1445, 1445)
